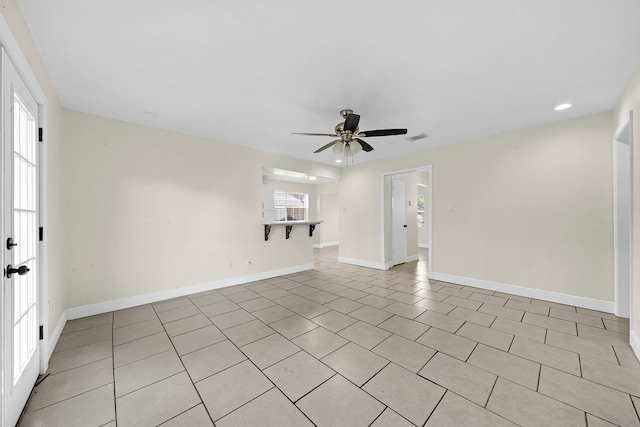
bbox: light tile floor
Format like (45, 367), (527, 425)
(18, 247), (640, 426)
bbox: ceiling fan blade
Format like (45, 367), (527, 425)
(360, 129), (408, 137)
(314, 139), (341, 153)
(343, 114), (360, 133)
(355, 138), (374, 152)
(292, 132), (338, 137)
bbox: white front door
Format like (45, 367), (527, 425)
(1, 48), (41, 427)
(391, 178), (407, 266)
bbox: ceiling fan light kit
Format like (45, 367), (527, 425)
(292, 109), (408, 164)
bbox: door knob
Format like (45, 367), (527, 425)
(5, 264), (29, 279)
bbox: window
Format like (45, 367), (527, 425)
(417, 194), (425, 228)
(274, 191), (308, 222)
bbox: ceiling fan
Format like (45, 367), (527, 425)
(292, 109), (408, 158)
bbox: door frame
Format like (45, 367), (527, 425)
(613, 111), (633, 321)
(0, 13), (50, 424)
(381, 165), (432, 272)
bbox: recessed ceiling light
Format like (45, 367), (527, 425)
(335, 159), (342, 163)
(308, 175), (318, 181)
(554, 103), (572, 111)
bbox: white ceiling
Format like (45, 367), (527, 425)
(17, 0), (640, 167)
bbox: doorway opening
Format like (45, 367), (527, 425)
(613, 112), (633, 320)
(382, 166), (432, 273)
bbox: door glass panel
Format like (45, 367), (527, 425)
(12, 91), (37, 384)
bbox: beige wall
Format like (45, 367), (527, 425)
(62, 110), (340, 308)
(340, 113), (614, 301)
(614, 66), (640, 343)
(0, 0), (66, 336)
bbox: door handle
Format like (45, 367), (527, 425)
(5, 264), (30, 279)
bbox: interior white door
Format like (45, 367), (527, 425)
(614, 118), (632, 318)
(1, 48), (41, 427)
(391, 178), (407, 266)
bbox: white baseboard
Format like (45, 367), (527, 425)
(418, 243), (430, 249)
(65, 263), (314, 321)
(43, 310), (67, 368)
(407, 254), (419, 262)
(338, 256), (387, 270)
(430, 272), (616, 313)
(631, 330), (640, 363)
(48, 312), (67, 359)
(314, 242), (339, 249)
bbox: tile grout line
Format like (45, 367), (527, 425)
(110, 312), (117, 425)
(152, 300), (217, 425)
(484, 376), (499, 408)
(630, 393), (640, 423)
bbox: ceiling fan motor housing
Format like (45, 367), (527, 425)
(339, 109), (353, 118)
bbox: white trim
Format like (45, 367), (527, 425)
(418, 243), (430, 249)
(630, 330), (640, 363)
(65, 263), (313, 320)
(338, 256), (387, 270)
(426, 170), (432, 272)
(430, 272), (616, 313)
(407, 254), (419, 262)
(612, 111), (634, 319)
(314, 241), (338, 249)
(0, 20), (47, 101)
(47, 312), (67, 361)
